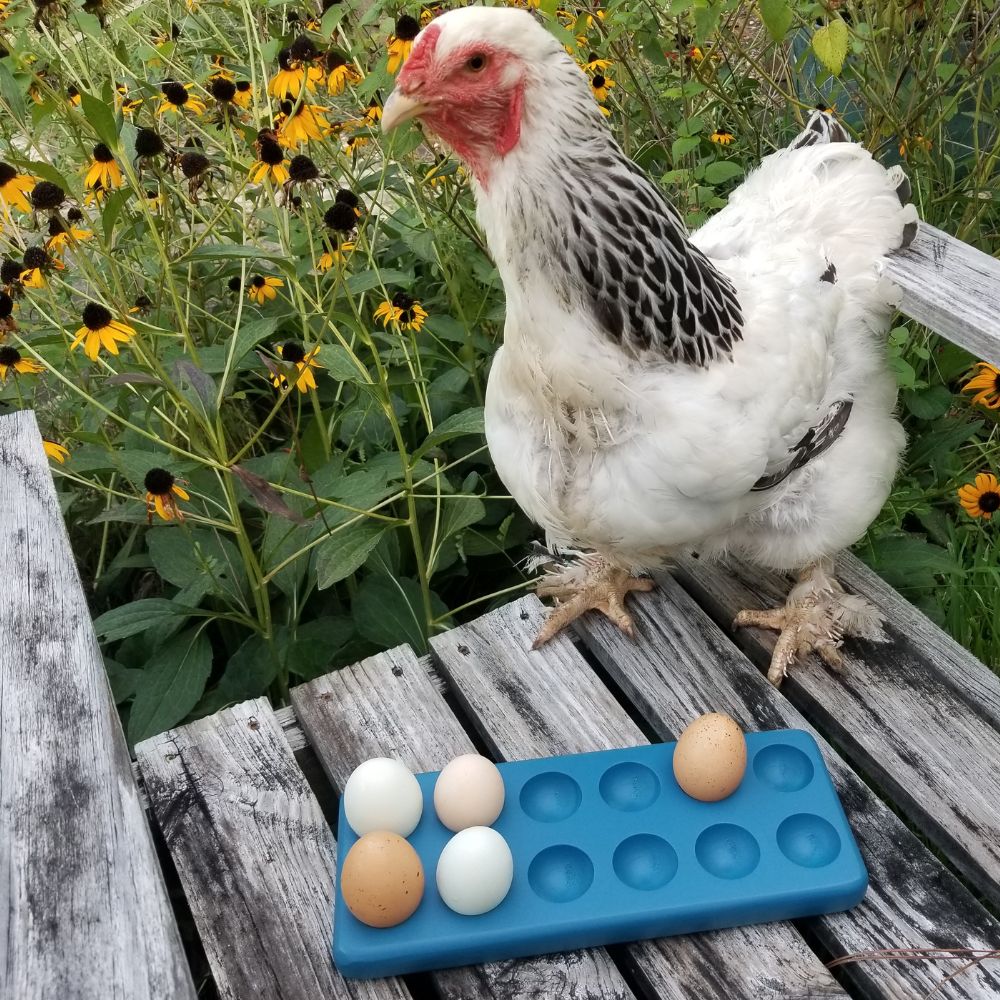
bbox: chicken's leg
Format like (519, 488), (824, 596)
(533, 555), (654, 648)
(734, 559), (886, 685)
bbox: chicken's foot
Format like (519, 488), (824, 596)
(734, 559), (887, 686)
(533, 556), (654, 648)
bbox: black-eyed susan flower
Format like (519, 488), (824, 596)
(233, 80), (253, 109)
(1, 258), (22, 289)
(272, 340), (322, 393)
(71, 302), (136, 360)
(0, 345), (44, 382)
(269, 44), (322, 100)
(115, 84), (143, 115)
(209, 76), (237, 105)
(251, 132), (290, 184)
(962, 362), (1000, 410)
(590, 72), (614, 103)
(710, 129), (735, 146)
(324, 50), (362, 94)
(130, 293), (152, 316)
(344, 134), (370, 155)
(43, 439), (69, 463)
(144, 467), (189, 522)
(374, 291), (427, 331)
(67, 85), (81, 106)
(248, 274), (284, 305)
(420, 4), (442, 26)
(276, 101), (331, 148)
(362, 99), (382, 125)
(179, 150), (210, 179)
(30, 180), (66, 212)
(84, 180), (109, 206)
(20, 246), (60, 288)
(958, 472), (1000, 520)
(387, 14), (420, 74)
(324, 199), (358, 232)
(158, 81), (206, 116)
(145, 188), (163, 213)
(318, 232), (354, 271)
(0, 290), (14, 332)
(899, 135), (932, 158)
(287, 154), (319, 184)
(582, 51), (612, 72)
(46, 216), (92, 255)
(208, 54), (234, 82)
(135, 127), (166, 161)
(85, 143), (123, 191)
(0, 162), (37, 213)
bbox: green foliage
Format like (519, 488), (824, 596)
(1, 0), (997, 743)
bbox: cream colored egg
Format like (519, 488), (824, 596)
(672, 713), (747, 802)
(433, 754), (505, 832)
(340, 831), (425, 928)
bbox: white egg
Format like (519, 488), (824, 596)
(433, 754), (505, 832)
(436, 826), (514, 916)
(343, 757), (423, 837)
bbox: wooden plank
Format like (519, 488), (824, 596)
(291, 648), (637, 1000)
(136, 697), (409, 1000)
(572, 578), (1000, 999)
(673, 553), (1000, 911)
(887, 222), (1000, 366)
(0, 410), (196, 1000)
(428, 603), (848, 1000)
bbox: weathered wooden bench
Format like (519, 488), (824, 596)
(2, 222), (1000, 1000)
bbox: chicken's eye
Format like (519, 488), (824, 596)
(466, 53), (487, 72)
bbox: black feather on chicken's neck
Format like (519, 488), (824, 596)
(488, 77), (745, 368)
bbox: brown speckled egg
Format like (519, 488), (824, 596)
(672, 713), (747, 802)
(341, 831), (424, 928)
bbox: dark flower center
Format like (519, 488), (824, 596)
(67, 86), (79, 99)
(325, 50), (347, 70)
(135, 128), (165, 157)
(22, 247), (47, 269)
(592, 74), (605, 88)
(67, 207), (83, 222)
(0, 292), (12, 318)
(180, 152), (210, 177)
(93, 143), (114, 163)
(0, 162), (17, 185)
(1, 259), (22, 284)
(0, 346), (20, 366)
(82, 302), (112, 330)
(162, 81), (189, 106)
(334, 187), (359, 208)
(134, 294), (151, 309)
(981, 491), (1000, 514)
(395, 14), (420, 40)
(146, 189), (158, 199)
(48, 217), (66, 236)
(289, 35), (318, 61)
(228, 276), (243, 292)
(144, 467), (175, 494)
(391, 291), (414, 310)
(281, 340), (306, 363)
(277, 48), (292, 71)
(236, 80), (251, 92)
(251, 275), (266, 288)
(279, 100), (294, 117)
(994, 373), (1000, 394)
(30, 181), (65, 210)
(259, 138), (286, 165)
(288, 154), (319, 182)
(210, 78), (237, 102)
(324, 201), (357, 232)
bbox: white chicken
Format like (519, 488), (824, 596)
(383, 7), (918, 684)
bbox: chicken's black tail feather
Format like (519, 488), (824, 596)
(788, 108), (850, 149)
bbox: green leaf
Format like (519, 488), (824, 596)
(147, 527), (247, 600)
(128, 630), (213, 745)
(93, 599), (193, 642)
(197, 633), (280, 715)
(812, 18), (849, 76)
(346, 269), (411, 295)
(692, 1), (721, 42)
(903, 385), (953, 421)
(171, 359), (218, 419)
(353, 574), (430, 652)
(0, 61), (26, 123)
(105, 658), (143, 704)
(860, 536), (960, 591)
(413, 407), (485, 461)
(287, 617), (355, 679)
(230, 316), (280, 367)
(323, 344), (369, 382)
(80, 91), (119, 148)
(703, 160), (744, 184)
(759, 0), (793, 43)
(183, 244), (289, 265)
(315, 522), (386, 589)
(672, 136), (702, 159)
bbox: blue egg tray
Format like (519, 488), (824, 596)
(333, 729), (867, 978)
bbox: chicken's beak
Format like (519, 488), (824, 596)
(382, 90), (428, 133)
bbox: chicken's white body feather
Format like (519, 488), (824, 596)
(426, 6), (912, 573)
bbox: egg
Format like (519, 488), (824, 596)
(343, 758), (423, 837)
(436, 826), (514, 916)
(433, 754), (505, 832)
(340, 831), (425, 928)
(672, 712), (747, 802)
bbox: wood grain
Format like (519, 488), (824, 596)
(136, 697), (409, 1000)
(291, 647), (637, 1000)
(0, 410), (196, 1000)
(429, 603), (847, 1000)
(888, 222), (1000, 366)
(572, 578), (1000, 1000)
(672, 552), (1000, 911)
